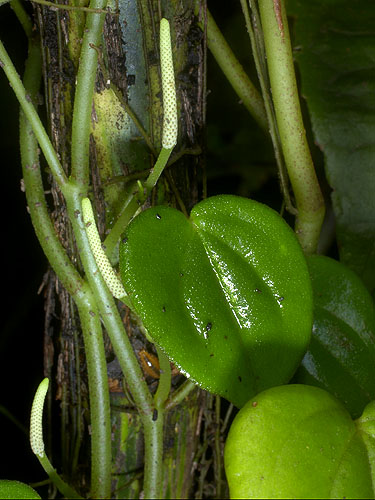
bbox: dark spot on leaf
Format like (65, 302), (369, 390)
(156, 213), (162, 219)
(210, 353), (214, 357)
(152, 409), (158, 421)
(224, 335), (228, 340)
(206, 322), (212, 331)
(238, 376), (242, 382)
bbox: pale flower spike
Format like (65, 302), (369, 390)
(30, 378), (49, 458)
(81, 198), (127, 300)
(160, 18), (177, 149)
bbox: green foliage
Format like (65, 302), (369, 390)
(120, 195), (312, 408)
(288, 0), (375, 291)
(0, 480), (41, 499)
(224, 384), (375, 499)
(295, 255), (375, 418)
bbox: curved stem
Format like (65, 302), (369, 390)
(194, 3), (268, 132)
(19, 38), (85, 299)
(10, 0), (33, 37)
(19, 35), (112, 499)
(37, 454), (83, 499)
(258, 0), (325, 253)
(0, 39), (68, 189)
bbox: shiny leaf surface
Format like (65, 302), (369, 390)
(225, 385), (375, 499)
(295, 255), (375, 418)
(120, 195), (312, 407)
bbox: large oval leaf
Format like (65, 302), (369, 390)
(225, 384), (375, 499)
(120, 195), (312, 407)
(294, 255), (375, 418)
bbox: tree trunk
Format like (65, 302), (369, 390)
(33, 0), (227, 497)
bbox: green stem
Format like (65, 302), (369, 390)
(194, 4), (268, 132)
(76, 300), (112, 499)
(144, 147), (173, 191)
(70, 0), (108, 186)
(154, 346), (172, 409)
(29, 0), (108, 13)
(19, 35), (112, 499)
(258, 0), (325, 253)
(10, 0), (33, 37)
(240, 0), (295, 214)
(103, 147), (173, 258)
(68, 191), (162, 497)
(37, 454), (83, 499)
(0, 39), (67, 189)
(165, 380), (197, 411)
(143, 410), (164, 499)
(19, 39), (85, 299)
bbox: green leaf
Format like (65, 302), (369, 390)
(294, 255), (375, 418)
(224, 384), (375, 499)
(120, 195), (312, 407)
(0, 480), (41, 499)
(288, 0), (375, 291)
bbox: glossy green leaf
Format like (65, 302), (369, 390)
(0, 480), (41, 499)
(295, 255), (375, 418)
(225, 384), (375, 499)
(288, 0), (375, 291)
(120, 195), (312, 407)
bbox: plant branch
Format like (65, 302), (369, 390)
(70, 0), (108, 186)
(0, 39), (68, 189)
(240, 0), (295, 214)
(258, 0), (325, 253)
(19, 33), (112, 499)
(194, 3), (268, 132)
(30, 0), (109, 13)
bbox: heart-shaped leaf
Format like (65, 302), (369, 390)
(294, 255), (375, 418)
(225, 384), (375, 499)
(120, 195), (312, 407)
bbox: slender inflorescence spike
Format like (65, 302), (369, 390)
(160, 18), (178, 150)
(81, 198), (127, 300)
(30, 378), (49, 458)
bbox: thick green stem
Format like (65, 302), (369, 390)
(258, 0), (325, 253)
(194, 4), (268, 132)
(240, 0), (295, 214)
(19, 34), (112, 499)
(76, 300), (112, 499)
(70, 0), (108, 186)
(143, 413), (164, 499)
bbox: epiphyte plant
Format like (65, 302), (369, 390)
(2, 0), (373, 498)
